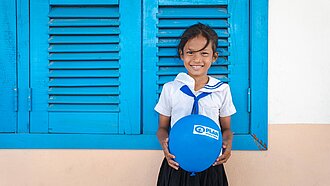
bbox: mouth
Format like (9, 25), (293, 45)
(190, 65), (204, 70)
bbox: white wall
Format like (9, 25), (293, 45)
(269, 0), (330, 124)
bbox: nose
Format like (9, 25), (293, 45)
(193, 53), (202, 63)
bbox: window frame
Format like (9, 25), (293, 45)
(0, 0), (267, 150)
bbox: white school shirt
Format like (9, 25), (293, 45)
(154, 73), (236, 128)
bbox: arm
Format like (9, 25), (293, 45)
(213, 116), (233, 166)
(157, 114), (179, 170)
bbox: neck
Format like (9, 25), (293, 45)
(191, 75), (209, 91)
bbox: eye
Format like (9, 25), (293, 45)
(186, 51), (194, 55)
(201, 52), (209, 57)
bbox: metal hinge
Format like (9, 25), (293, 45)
(14, 87), (18, 112)
(28, 88), (32, 111)
(247, 87), (251, 113)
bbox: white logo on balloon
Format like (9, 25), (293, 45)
(193, 125), (219, 140)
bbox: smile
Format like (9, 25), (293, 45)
(190, 65), (204, 70)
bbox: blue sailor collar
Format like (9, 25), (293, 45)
(174, 73), (226, 93)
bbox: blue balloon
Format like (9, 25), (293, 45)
(169, 114), (222, 174)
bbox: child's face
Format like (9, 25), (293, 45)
(180, 35), (218, 79)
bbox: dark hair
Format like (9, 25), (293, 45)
(177, 23), (218, 57)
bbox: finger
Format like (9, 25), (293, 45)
(165, 153), (177, 163)
(218, 154), (231, 164)
(166, 152), (176, 159)
(169, 164), (179, 170)
(218, 154), (226, 161)
(214, 156), (229, 165)
(218, 158), (228, 164)
(169, 159), (179, 167)
(213, 155), (223, 166)
(213, 159), (222, 166)
(168, 160), (179, 170)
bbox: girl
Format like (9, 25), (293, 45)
(154, 23), (236, 186)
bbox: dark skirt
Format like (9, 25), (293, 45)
(157, 158), (228, 186)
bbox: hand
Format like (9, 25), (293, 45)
(213, 131), (233, 166)
(161, 138), (179, 170)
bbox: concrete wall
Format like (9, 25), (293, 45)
(1, 0), (330, 185)
(0, 125), (329, 186)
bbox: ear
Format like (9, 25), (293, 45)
(212, 52), (219, 63)
(179, 50), (184, 60)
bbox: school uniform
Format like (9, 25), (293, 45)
(155, 72), (236, 186)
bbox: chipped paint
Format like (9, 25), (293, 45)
(252, 134), (267, 150)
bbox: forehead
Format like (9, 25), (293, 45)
(184, 35), (212, 51)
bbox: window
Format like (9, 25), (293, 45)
(0, 0), (267, 150)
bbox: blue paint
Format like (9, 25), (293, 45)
(228, 0), (250, 134)
(142, 0), (159, 134)
(118, 0), (141, 134)
(49, 35), (120, 43)
(17, 0), (30, 133)
(0, 0), (17, 132)
(248, 87), (251, 113)
(158, 0), (228, 6)
(0, 133), (259, 150)
(50, 0), (119, 5)
(250, 0), (268, 150)
(143, 0), (251, 139)
(29, 0), (50, 133)
(0, 0), (267, 150)
(29, 0), (124, 134)
(49, 6), (120, 18)
(49, 112), (119, 134)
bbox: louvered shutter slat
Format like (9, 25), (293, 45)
(158, 0), (227, 6)
(158, 19), (229, 28)
(157, 7), (229, 18)
(49, 6), (119, 18)
(49, 87), (119, 95)
(50, 19), (119, 26)
(49, 61), (119, 69)
(49, 27), (120, 35)
(157, 39), (229, 47)
(50, 0), (119, 5)
(157, 58), (184, 67)
(49, 53), (120, 60)
(49, 35), (119, 44)
(48, 78), (119, 86)
(49, 69), (119, 77)
(48, 95), (119, 104)
(157, 29), (229, 38)
(48, 104), (119, 112)
(49, 44), (119, 52)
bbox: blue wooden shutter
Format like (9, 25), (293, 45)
(0, 1), (17, 133)
(143, 0), (249, 136)
(29, 0), (141, 134)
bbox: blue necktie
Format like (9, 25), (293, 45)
(180, 85), (211, 115)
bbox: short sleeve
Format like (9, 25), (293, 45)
(154, 83), (172, 117)
(219, 85), (237, 117)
